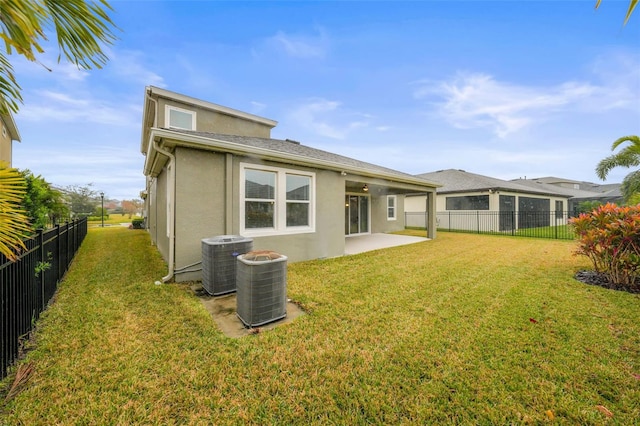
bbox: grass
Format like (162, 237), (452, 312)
(87, 213), (137, 227)
(2, 227), (639, 424)
(434, 224), (576, 240)
(514, 224), (576, 240)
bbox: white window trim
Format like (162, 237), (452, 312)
(387, 195), (397, 221)
(240, 163), (316, 236)
(165, 105), (196, 130)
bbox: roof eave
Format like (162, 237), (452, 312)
(144, 128), (440, 190)
(1, 112), (20, 142)
(146, 86), (278, 128)
(437, 187), (570, 198)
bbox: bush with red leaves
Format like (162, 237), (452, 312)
(570, 203), (640, 290)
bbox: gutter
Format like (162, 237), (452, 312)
(153, 139), (176, 283)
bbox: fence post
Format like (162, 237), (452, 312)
(56, 224), (61, 283)
(511, 211), (515, 236)
(37, 229), (45, 312)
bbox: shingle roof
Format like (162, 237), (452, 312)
(510, 179), (601, 198)
(165, 129), (440, 187)
(523, 176), (622, 194)
(416, 169), (567, 197)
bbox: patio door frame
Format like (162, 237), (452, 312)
(345, 193), (370, 236)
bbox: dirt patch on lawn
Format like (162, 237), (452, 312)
(190, 284), (305, 338)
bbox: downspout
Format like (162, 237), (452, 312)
(153, 139), (176, 283)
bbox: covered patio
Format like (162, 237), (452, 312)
(344, 233), (429, 255)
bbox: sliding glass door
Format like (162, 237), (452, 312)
(345, 195), (369, 235)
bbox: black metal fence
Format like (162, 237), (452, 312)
(1, 218), (88, 380)
(406, 211), (576, 240)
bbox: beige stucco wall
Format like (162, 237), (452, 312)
(157, 98), (272, 138)
(370, 195), (406, 233)
(168, 152), (347, 282)
(405, 195), (428, 213)
(152, 169), (170, 263)
(0, 119), (12, 166)
(173, 147), (227, 281)
(148, 141), (438, 282)
(245, 166), (345, 264)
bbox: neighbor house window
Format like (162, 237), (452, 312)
(387, 195), (397, 220)
(241, 163), (315, 235)
(166, 105), (196, 130)
(446, 195), (489, 210)
(555, 200), (564, 219)
(518, 196), (550, 229)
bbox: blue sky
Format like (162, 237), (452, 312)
(10, 0), (640, 201)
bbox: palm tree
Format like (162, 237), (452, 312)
(0, 164), (31, 261)
(596, 135), (640, 204)
(0, 0), (117, 113)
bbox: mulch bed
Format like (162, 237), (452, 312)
(574, 270), (640, 294)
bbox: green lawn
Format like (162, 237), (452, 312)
(87, 213), (137, 226)
(2, 228), (639, 424)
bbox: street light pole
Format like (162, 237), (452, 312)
(100, 192), (105, 227)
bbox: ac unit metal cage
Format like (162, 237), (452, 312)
(201, 235), (253, 296)
(236, 251), (287, 327)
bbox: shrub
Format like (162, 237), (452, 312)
(569, 203), (640, 288)
(131, 218), (145, 229)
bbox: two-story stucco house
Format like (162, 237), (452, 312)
(140, 86), (438, 282)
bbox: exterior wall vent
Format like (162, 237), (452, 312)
(236, 251), (287, 327)
(201, 235), (253, 296)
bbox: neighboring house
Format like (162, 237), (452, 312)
(0, 111), (20, 167)
(140, 86), (439, 282)
(510, 177), (623, 213)
(406, 169), (571, 232)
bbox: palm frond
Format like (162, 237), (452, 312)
(0, 164), (31, 261)
(596, 135), (640, 180)
(44, 0), (117, 69)
(621, 170), (640, 203)
(611, 135), (640, 152)
(0, 0), (117, 113)
(595, 0), (638, 25)
(0, 52), (23, 114)
(624, 0), (638, 25)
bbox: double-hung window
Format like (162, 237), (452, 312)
(166, 105), (196, 130)
(241, 163), (315, 235)
(387, 195), (397, 220)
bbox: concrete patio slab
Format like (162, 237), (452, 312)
(344, 233), (429, 255)
(191, 285), (305, 338)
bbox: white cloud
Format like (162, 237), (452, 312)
(107, 49), (165, 87)
(414, 73), (596, 138)
(287, 99), (372, 140)
(19, 90), (140, 126)
(415, 51), (640, 138)
(250, 101), (267, 114)
(263, 28), (329, 59)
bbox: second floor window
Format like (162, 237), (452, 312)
(166, 105), (196, 130)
